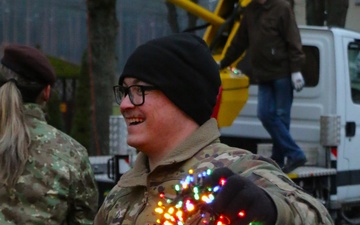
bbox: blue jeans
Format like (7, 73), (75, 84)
(257, 77), (306, 167)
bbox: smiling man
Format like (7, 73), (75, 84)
(94, 33), (333, 225)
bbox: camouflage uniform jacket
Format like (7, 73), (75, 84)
(94, 118), (333, 225)
(0, 103), (99, 225)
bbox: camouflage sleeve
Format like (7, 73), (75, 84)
(93, 205), (106, 225)
(229, 154), (334, 225)
(93, 185), (129, 225)
(67, 144), (99, 225)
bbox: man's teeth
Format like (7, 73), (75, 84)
(129, 118), (143, 124)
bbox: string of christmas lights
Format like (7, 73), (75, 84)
(154, 169), (263, 225)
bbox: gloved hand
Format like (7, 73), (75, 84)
(202, 167), (277, 225)
(291, 71), (305, 92)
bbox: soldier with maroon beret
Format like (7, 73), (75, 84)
(0, 44), (98, 225)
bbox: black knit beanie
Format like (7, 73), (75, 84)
(119, 33), (221, 125)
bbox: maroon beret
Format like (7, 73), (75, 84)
(1, 44), (56, 85)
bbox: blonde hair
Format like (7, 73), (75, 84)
(0, 68), (31, 187)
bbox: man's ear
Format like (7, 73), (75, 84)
(42, 85), (51, 102)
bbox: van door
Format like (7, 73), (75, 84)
(341, 37), (360, 200)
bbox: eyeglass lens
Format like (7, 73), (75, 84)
(114, 85), (151, 106)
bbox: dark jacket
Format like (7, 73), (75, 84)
(220, 0), (305, 82)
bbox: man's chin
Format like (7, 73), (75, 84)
(127, 138), (142, 150)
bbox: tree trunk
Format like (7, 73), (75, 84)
(165, 0), (199, 33)
(186, 0), (199, 33)
(86, 0), (118, 155)
(166, 2), (180, 33)
(305, 0), (348, 28)
(327, 0), (349, 27)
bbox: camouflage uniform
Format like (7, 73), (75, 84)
(94, 119), (334, 225)
(0, 103), (98, 225)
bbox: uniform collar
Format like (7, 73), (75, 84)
(24, 103), (46, 122)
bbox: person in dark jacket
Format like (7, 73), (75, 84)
(219, 0), (307, 173)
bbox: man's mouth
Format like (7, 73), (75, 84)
(128, 117), (143, 125)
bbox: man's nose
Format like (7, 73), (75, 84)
(120, 94), (134, 109)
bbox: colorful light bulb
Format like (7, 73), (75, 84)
(238, 210), (246, 218)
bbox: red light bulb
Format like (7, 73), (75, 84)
(219, 178), (226, 186)
(238, 210), (246, 218)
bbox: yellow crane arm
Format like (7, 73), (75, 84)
(166, 0), (225, 26)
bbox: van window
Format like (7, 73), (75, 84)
(348, 41), (360, 104)
(301, 46), (320, 87)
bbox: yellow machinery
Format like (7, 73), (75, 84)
(166, 0), (251, 127)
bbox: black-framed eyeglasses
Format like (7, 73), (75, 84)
(113, 85), (159, 106)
